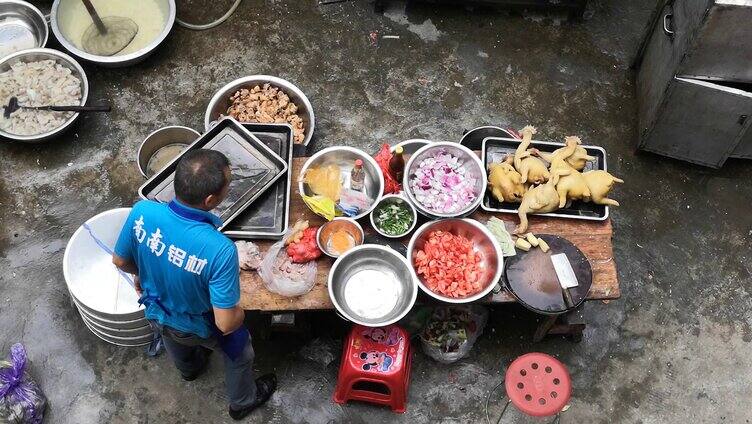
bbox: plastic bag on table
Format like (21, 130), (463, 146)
(419, 305), (489, 364)
(337, 188), (373, 217)
(236, 241), (263, 271)
(258, 232), (317, 297)
(374, 144), (401, 194)
(0, 343), (47, 424)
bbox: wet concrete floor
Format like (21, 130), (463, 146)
(2, 0), (752, 423)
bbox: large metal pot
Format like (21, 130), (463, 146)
(136, 125), (199, 177)
(70, 293), (148, 330)
(63, 208), (144, 322)
(328, 245), (417, 327)
(80, 316), (153, 347)
(0, 0), (49, 58)
(204, 75), (315, 146)
(49, 0), (176, 67)
(407, 218), (503, 304)
(0, 48), (88, 143)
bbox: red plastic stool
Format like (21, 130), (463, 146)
(333, 325), (412, 413)
(489, 353), (572, 423)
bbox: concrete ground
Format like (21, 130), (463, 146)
(2, 0), (751, 422)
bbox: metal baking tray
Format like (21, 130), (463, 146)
(138, 117), (288, 229)
(481, 137), (609, 221)
(223, 123), (293, 239)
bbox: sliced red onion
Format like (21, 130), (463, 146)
(409, 150), (478, 213)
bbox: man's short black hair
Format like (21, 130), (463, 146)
(174, 150), (230, 205)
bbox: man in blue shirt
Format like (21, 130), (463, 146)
(112, 149), (276, 420)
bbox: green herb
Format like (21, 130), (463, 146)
(375, 202), (413, 236)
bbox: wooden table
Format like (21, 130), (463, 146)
(239, 157), (620, 339)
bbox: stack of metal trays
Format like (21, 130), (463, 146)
(138, 117), (288, 230)
(63, 208), (153, 346)
(223, 123), (294, 239)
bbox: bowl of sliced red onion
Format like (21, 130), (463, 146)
(403, 142), (486, 218)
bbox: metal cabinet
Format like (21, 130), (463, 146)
(636, 0), (752, 168)
(678, 1), (752, 82)
(731, 120), (752, 159)
(636, 1), (684, 141)
(639, 78), (752, 167)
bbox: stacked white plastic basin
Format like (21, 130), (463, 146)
(63, 208), (153, 346)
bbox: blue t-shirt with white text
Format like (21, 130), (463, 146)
(114, 200), (239, 338)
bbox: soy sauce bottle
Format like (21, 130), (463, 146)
(389, 146), (405, 182)
(351, 159), (365, 191)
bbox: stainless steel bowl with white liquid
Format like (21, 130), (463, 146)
(328, 245), (417, 327)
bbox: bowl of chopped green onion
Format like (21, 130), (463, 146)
(370, 194), (418, 238)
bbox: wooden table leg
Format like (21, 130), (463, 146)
(533, 315), (559, 342)
(533, 310), (586, 342)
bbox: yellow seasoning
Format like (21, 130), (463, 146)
(328, 229), (355, 255)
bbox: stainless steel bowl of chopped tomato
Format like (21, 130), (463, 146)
(407, 218), (503, 303)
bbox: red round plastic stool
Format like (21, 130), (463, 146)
(333, 325), (412, 413)
(490, 353), (572, 423)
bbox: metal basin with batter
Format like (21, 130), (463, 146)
(50, 0), (176, 67)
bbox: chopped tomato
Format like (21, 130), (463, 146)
(413, 230), (484, 298)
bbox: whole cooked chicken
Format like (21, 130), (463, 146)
(488, 155), (526, 203)
(514, 169), (569, 234)
(550, 136), (591, 208)
(514, 126), (550, 184)
(533, 142), (596, 171)
(583, 170), (623, 206)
